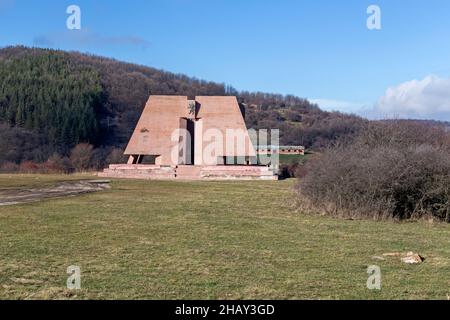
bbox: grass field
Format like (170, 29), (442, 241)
(0, 174), (449, 300)
(279, 154), (308, 165)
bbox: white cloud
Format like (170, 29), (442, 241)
(375, 75), (450, 120)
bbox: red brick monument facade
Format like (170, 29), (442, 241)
(100, 95), (277, 180)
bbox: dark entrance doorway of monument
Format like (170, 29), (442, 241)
(179, 117), (195, 165)
(186, 119), (195, 165)
(129, 155), (158, 165)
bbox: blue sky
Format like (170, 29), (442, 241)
(2, 0), (450, 120)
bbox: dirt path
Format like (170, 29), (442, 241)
(0, 180), (110, 206)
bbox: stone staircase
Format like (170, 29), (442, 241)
(99, 164), (278, 180)
(200, 166), (277, 180)
(99, 164), (176, 180)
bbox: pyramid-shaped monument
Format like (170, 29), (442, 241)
(100, 95), (277, 180)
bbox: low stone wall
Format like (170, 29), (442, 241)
(200, 166), (277, 180)
(99, 164), (176, 180)
(99, 164), (278, 181)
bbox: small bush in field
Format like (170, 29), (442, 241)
(42, 154), (73, 174)
(297, 121), (450, 222)
(279, 163), (300, 179)
(70, 143), (94, 172)
(278, 154), (311, 179)
(19, 161), (40, 173)
(0, 162), (19, 173)
(106, 148), (127, 165)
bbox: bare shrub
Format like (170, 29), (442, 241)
(279, 163), (300, 179)
(19, 161), (40, 173)
(297, 121), (450, 222)
(42, 154), (73, 174)
(0, 162), (19, 173)
(70, 143), (94, 172)
(106, 148), (127, 165)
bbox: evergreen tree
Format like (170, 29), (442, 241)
(0, 51), (103, 151)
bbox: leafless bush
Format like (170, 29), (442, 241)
(106, 148), (127, 165)
(18, 161), (40, 173)
(297, 121), (450, 222)
(41, 154), (73, 174)
(70, 143), (94, 172)
(0, 162), (19, 173)
(279, 163), (300, 179)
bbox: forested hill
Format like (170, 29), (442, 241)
(0, 46), (366, 165)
